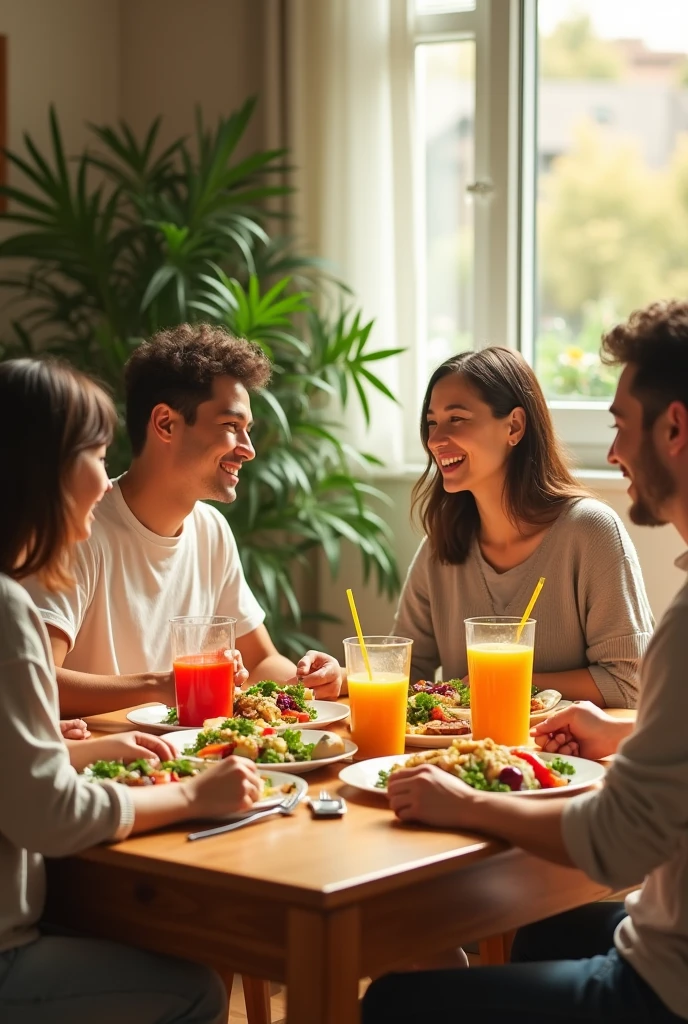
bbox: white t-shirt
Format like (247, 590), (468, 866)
(23, 481), (265, 675)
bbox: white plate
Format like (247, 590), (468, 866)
(405, 730), (472, 748)
(290, 701), (350, 730)
(433, 698), (572, 727)
(127, 700), (350, 732)
(529, 698), (573, 725)
(82, 760), (307, 817)
(239, 768), (308, 815)
(163, 728), (357, 775)
(338, 750), (605, 797)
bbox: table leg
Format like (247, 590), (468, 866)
(218, 969), (234, 1021)
(479, 930), (515, 965)
(243, 976), (272, 1024)
(287, 906), (360, 1024)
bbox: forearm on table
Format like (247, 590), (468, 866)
(246, 653), (298, 686)
(465, 792), (574, 867)
(533, 668), (604, 705)
(57, 667), (172, 717)
(128, 780), (193, 834)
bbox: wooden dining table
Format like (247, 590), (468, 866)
(45, 704), (635, 1024)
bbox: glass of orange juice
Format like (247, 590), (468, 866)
(465, 616), (535, 747)
(343, 635), (413, 759)
(171, 616), (237, 727)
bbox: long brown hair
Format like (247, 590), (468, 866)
(0, 358), (117, 589)
(412, 347), (588, 564)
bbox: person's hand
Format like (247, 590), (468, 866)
(231, 649), (249, 690)
(387, 764), (480, 829)
(99, 731), (177, 764)
(60, 718), (91, 741)
(185, 755), (263, 817)
(295, 650), (343, 700)
(531, 701), (623, 761)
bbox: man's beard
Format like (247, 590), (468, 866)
(628, 432), (675, 527)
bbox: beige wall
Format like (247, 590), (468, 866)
(317, 474), (686, 656)
(1, 0), (270, 173)
(119, 0), (268, 153)
(1, 0), (119, 170)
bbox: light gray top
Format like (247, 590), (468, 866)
(0, 575), (133, 953)
(393, 497), (654, 707)
(563, 550), (688, 1019)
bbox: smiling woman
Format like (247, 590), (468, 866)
(393, 347), (654, 708)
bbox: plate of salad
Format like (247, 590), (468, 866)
(339, 738), (605, 797)
(162, 719), (357, 775)
(81, 758), (308, 814)
(406, 680), (567, 736)
(126, 682), (350, 732)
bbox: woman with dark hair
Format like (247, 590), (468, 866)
(394, 347), (653, 706)
(0, 358), (262, 1024)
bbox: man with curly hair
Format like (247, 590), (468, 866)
(26, 324), (342, 716)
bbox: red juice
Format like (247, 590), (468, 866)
(174, 653), (235, 727)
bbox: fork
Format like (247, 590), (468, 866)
(187, 787), (301, 841)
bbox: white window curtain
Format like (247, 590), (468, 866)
(264, 0), (419, 470)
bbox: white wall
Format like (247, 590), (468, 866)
(317, 473), (686, 656)
(0, 0), (119, 162)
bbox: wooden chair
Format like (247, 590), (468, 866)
(220, 971), (272, 1024)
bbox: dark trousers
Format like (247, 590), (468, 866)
(361, 903), (685, 1023)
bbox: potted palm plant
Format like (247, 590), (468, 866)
(0, 98), (402, 654)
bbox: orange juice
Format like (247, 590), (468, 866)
(467, 642), (533, 746)
(348, 672), (408, 759)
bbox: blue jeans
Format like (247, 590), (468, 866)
(0, 934), (227, 1024)
(362, 903), (686, 1023)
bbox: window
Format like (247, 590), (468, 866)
(416, 39), (475, 383)
(409, 0), (688, 468)
(533, 0), (688, 405)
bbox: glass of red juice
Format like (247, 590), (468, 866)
(170, 616), (237, 727)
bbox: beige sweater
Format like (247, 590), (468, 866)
(0, 575), (133, 953)
(563, 551), (688, 1019)
(393, 498), (653, 707)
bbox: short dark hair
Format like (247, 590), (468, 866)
(124, 324), (272, 455)
(413, 347), (589, 565)
(0, 358), (117, 589)
(601, 300), (688, 428)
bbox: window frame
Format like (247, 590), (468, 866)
(407, 0), (617, 471)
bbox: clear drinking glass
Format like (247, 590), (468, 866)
(343, 636), (413, 759)
(465, 616), (535, 746)
(170, 615), (237, 727)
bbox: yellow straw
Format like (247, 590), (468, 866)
(517, 576), (545, 641)
(346, 588), (373, 682)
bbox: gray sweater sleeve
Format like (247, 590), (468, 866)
(392, 539), (441, 682)
(0, 584), (133, 856)
(562, 586), (688, 887)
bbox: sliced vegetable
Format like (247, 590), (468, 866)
(511, 750), (568, 788)
(196, 742), (235, 759)
(497, 765), (524, 791)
